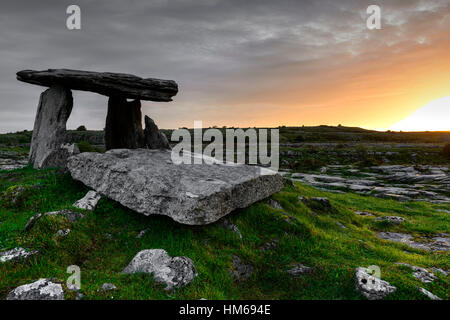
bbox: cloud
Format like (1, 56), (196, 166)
(0, 0), (449, 132)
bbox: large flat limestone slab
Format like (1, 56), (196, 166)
(67, 149), (285, 225)
(17, 69), (178, 102)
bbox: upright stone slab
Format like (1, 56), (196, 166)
(29, 85), (73, 169)
(105, 97), (146, 150)
(144, 115), (171, 149)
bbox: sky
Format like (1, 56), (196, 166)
(0, 0), (449, 133)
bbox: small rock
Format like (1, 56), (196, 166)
(355, 267), (396, 300)
(136, 229), (149, 239)
(55, 229), (71, 238)
(6, 278), (65, 300)
(430, 267), (448, 276)
(280, 211), (298, 225)
(0, 247), (38, 263)
(218, 218), (242, 239)
(375, 216), (406, 224)
(355, 211), (374, 217)
(1, 185), (36, 209)
(395, 263), (437, 283)
(100, 283), (117, 291)
(24, 210), (84, 232)
(121, 249), (197, 290)
(300, 196), (333, 213)
(230, 255), (253, 281)
(286, 263), (312, 278)
(260, 239), (279, 253)
(418, 287), (441, 300)
(269, 199), (283, 210)
(336, 222), (347, 229)
(73, 190), (102, 211)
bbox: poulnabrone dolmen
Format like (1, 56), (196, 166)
(18, 69), (284, 225)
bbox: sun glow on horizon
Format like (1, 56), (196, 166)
(385, 96), (450, 132)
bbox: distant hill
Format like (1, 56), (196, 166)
(1, 126), (449, 146)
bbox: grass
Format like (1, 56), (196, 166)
(0, 165), (448, 300)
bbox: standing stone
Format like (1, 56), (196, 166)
(105, 96), (145, 150)
(144, 115), (171, 149)
(29, 85), (73, 169)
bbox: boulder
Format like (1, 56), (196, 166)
(29, 85), (73, 169)
(144, 115), (171, 149)
(121, 249), (197, 290)
(17, 69), (178, 102)
(6, 278), (64, 300)
(230, 255), (253, 281)
(0, 247), (38, 263)
(105, 97), (146, 150)
(73, 190), (102, 211)
(355, 267), (396, 300)
(67, 149), (285, 225)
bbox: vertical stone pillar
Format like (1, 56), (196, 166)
(105, 96), (146, 150)
(29, 85), (73, 169)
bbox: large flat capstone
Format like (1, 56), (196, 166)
(67, 149), (285, 225)
(17, 69), (178, 102)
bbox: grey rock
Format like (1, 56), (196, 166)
(418, 287), (441, 300)
(100, 283), (117, 291)
(17, 69), (178, 102)
(73, 190), (102, 211)
(396, 263), (437, 283)
(29, 85), (73, 169)
(355, 267), (396, 300)
(280, 211), (298, 225)
(230, 255), (253, 281)
(55, 229), (71, 238)
(121, 249), (197, 290)
(6, 278), (64, 300)
(299, 196), (333, 212)
(355, 211), (374, 217)
(377, 232), (449, 252)
(0, 247), (38, 263)
(430, 267), (448, 276)
(269, 199), (283, 210)
(136, 229), (149, 239)
(144, 115), (171, 150)
(68, 149), (285, 225)
(336, 222), (347, 229)
(218, 218), (242, 239)
(286, 263), (312, 278)
(375, 216), (406, 224)
(260, 239), (279, 253)
(24, 210), (85, 232)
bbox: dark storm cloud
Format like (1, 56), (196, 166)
(0, 0), (448, 132)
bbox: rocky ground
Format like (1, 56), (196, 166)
(282, 164), (450, 204)
(0, 134), (448, 300)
